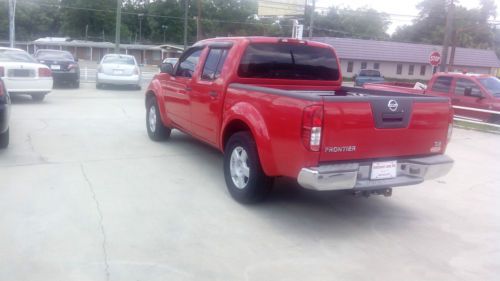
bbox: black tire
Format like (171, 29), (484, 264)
(0, 128), (9, 149)
(146, 96), (171, 141)
(31, 94), (46, 102)
(134, 84), (142, 90)
(73, 80), (80, 88)
(223, 132), (273, 204)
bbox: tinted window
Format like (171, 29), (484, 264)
(0, 49), (36, 63)
(454, 78), (481, 96)
(359, 70), (381, 77)
(238, 43), (339, 81)
(431, 76), (452, 93)
(201, 48), (228, 80)
(36, 51), (74, 60)
(176, 48), (202, 78)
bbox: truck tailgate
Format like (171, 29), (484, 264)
(319, 95), (451, 162)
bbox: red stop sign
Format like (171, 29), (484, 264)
(429, 51), (441, 66)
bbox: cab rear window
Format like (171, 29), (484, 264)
(238, 43), (339, 81)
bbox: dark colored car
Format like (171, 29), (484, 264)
(0, 78), (10, 149)
(34, 49), (80, 88)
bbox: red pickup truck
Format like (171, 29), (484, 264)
(145, 37), (454, 203)
(364, 73), (500, 124)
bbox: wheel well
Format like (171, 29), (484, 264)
(222, 120), (252, 150)
(145, 91), (155, 108)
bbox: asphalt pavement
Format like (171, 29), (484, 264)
(0, 84), (499, 281)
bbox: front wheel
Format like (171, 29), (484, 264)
(224, 132), (273, 204)
(0, 128), (9, 149)
(146, 96), (171, 141)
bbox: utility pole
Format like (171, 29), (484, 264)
(138, 13), (144, 43)
(162, 25), (168, 43)
(85, 24), (89, 41)
(440, 0), (454, 72)
(115, 0), (121, 53)
(308, 0), (315, 38)
(196, 0), (202, 41)
(8, 0), (16, 48)
(183, 0), (189, 49)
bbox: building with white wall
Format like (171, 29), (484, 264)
(312, 37), (500, 80)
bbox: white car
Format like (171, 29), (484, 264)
(96, 54), (142, 90)
(0, 47), (53, 101)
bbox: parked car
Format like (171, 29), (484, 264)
(0, 78), (10, 148)
(354, 69), (384, 86)
(364, 72), (500, 124)
(34, 49), (80, 88)
(96, 54), (142, 89)
(0, 47), (53, 101)
(145, 37), (454, 203)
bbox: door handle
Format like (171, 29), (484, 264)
(209, 91), (218, 97)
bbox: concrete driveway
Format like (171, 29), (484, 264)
(0, 84), (499, 281)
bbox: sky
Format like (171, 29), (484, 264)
(316, 0), (500, 34)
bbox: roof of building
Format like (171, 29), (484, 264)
(312, 37), (500, 68)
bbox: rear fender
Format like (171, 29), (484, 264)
(221, 102), (277, 176)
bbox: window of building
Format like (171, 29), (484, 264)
(347, 61), (354, 73)
(408, 65), (414, 75)
(361, 62), (367, 69)
(431, 76), (453, 93)
(454, 78), (482, 96)
(420, 65), (426, 76)
(201, 48), (229, 80)
(396, 64), (403, 75)
(374, 62), (380, 70)
(152, 50), (161, 60)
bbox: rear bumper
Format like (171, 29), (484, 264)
(3, 77), (53, 93)
(297, 154), (453, 191)
(97, 73), (141, 85)
(52, 71), (79, 82)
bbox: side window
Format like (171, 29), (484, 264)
(431, 76), (452, 93)
(176, 48), (203, 78)
(454, 78), (481, 96)
(201, 48), (229, 80)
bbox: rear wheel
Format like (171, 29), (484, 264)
(73, 80), (80, 88)
(0, 128), (9, 149)
(31, 93), (46, 102)
(146, 96), (171, 141)
(224, 132), (273, 204)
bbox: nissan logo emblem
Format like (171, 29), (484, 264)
(388, 99), (398, 112)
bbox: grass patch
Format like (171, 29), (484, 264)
(453, 119), (500, 134)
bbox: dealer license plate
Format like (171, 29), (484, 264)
(50, 65), (60, 70)
(371, 161), (397, 180)
(113, 69), (123, 75)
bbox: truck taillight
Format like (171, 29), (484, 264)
(38, 68), (52, 77)
(302, 105), (323, 152)
(0, 82), (4, 97)
(0, 66), (4, 77)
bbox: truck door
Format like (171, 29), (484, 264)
(190, 47), (230, 146)
(452, 78), (491, 121)
(162, 47), (203, 132)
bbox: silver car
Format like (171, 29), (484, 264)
(96, 54), (142, 89)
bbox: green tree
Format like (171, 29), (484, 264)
(60, 0), (116, 41)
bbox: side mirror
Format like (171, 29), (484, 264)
(160, 63), (174, 75)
